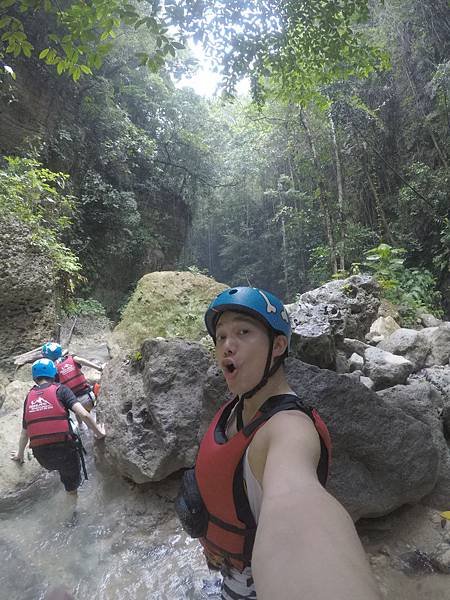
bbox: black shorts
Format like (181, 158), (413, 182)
(32, 441), (81, 492)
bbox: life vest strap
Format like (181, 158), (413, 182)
(29, 432), (72, 441)
(26, 415), (68, 425)
(209, 513), (256, 536)
(204, 537), (250, 562)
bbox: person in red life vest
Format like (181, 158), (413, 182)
(42, 342), (104, 430)
(176, 287), (381, 600)
(10, 358), (106, 494)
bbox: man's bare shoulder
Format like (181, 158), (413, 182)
(256, 408), (320, 448)
(249, 408), (322, 486)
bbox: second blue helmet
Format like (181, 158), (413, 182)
(205, 286), (291, 347)
(42, 342), (62, 361)
(32, 358), (57, 380)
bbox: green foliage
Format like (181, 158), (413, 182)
(362, 244), (443, 324)
(166, 0), (388, 105)
(65, 297), (106, 317)
(307, 245), (333, 287)
(433, 218), (450, 277)
(0, 156), (81, 289)
(0, 0), (184, 80)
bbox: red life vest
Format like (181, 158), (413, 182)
(56, 355), (90, 396)
(24, 384), (73, 447)
(195, 394), (332, 572)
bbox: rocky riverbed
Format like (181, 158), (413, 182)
(2, 272), (450, 598)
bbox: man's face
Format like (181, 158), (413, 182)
(214, 311), (271, 396)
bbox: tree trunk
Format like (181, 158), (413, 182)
(366, 170), (396, 247)
(280, 213), (290, 298)
(329, 111), (346, 271)
(299, 109), (338, 274)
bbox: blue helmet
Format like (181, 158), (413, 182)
(32, 358), (57, 380)
(205, 286), (291, 347)
(42, 341), (62, 361)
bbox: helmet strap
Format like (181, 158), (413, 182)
(236, 329), (285, 431)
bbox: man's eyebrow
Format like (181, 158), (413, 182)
(216, 315), (258, 329)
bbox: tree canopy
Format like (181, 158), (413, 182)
(0, 0), (386, 102)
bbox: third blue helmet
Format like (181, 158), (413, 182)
(32, 358), (57, 380)
(42, 341), (62, 361)
(205, 287), (291, 347)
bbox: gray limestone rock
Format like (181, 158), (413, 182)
(432, 544), (450, 574)
(98, 338), (226, 483)
(360, 376), (375, 390)
(339, 337), (370, 357)
(379, 328), (430, 372)
(377, 381), (450, 509)
(287, 275), (380, 370)
(366, 316), (400, 344)
(420, 313), (443, 328)
(363, 346), (414, 390)
(422, 323), (450, 367)
(335, 349), (349, 373)
(285, 360), (439, 520)
(349, 352), (364, 372)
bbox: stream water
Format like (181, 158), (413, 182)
(0, 426), (222, 600)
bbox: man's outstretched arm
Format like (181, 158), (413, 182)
(251, 412), (381, 600)
(71, 403), (106, 439)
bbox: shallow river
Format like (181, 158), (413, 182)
(0, 427), (221, 600)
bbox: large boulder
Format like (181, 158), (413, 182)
(0, 217), (57, 372)
(409, 366), (450, 406)
(286, 275), (380, 369)
(110, 271), (227, 354)
(99, 338), (439, 520)
(378, 328), (430, 372)
(285, 360), (439, 520)
(410, 366), (450, 438)
(366, 316), (400, 344)
(363, 346), (414, 390)
(377, 381), (450, 508)
(422, 323), (450, 367)
(98, 338), (227, 483)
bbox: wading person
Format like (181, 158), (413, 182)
(11, 358), (105, 494)
(176, 287), (381, 600)
(42, 342), (103, 429)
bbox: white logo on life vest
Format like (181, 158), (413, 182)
(59, 363), (75, 375)
(29, 397), (53, 412)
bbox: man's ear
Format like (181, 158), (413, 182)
(272, 334), (288, 358)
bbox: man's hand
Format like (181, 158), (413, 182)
(10, 452), (24, 464)
(94, 423), (106, 440)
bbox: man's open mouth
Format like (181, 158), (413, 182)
(225, 363), (236, 374)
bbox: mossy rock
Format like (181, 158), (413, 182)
(112, 271), (227, 352)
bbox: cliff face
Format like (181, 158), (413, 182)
(0, 49), (191, 317)
(89, 188), (190, 316)
(0, 53), (77, 156)
(0, 218), (56, 371)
